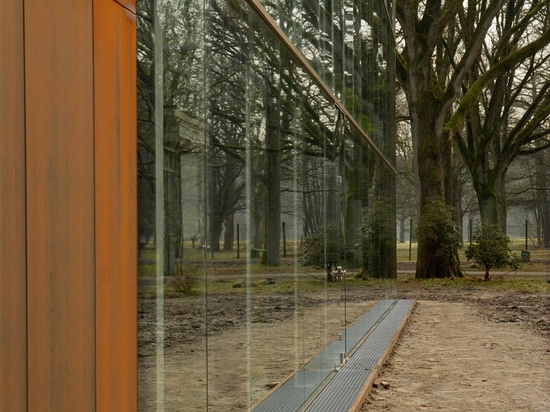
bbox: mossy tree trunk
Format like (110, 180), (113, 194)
(394, 0), (550, 278)
(412, 93), (462, 278)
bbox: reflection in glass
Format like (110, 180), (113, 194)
(137, 0), (397, 410)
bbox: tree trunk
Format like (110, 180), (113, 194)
(264, 93), (281, 266)
(495, 172), (507, 233)
(223, 212), (234, 251)
(478, 192), (498, 227)
(473, 165), (508, 231)
(541, 189), (550, 248)
(345, 197), (362, 266)
(414, 100), (447, 278)
(265, 139), (281, 266)
(372, 159), (397, 279)
(249, 167), (265, 259)
(539, 168), (550, 248)
(399, 215), (406, 243)
(209, 210), (223, 253)
(207, 162), (221, 253)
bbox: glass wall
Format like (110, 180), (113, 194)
(137, 0), (396, 410)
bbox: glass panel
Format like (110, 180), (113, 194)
(137, 0), (397, 410)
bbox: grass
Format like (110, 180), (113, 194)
(399, 272), (549, 292)
(137, 269), (549, 299)
(137, 239), (548, 297)
(397, 239), (549, 272)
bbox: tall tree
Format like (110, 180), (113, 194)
(455, 1), (550, 232)
(396, 0), (550, 278)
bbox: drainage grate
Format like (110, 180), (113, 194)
(252, 299), (414, 412)
(305, 299), (415, 411)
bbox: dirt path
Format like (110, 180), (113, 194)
(138, 280), (549, 411)
(139, 300), (377, 411)
(363, 300), (550, 411)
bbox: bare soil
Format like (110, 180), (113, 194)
(363, 300), (550, 411)
(138, 275), (550, 411)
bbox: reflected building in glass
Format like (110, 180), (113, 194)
(137, 0), (397, 409)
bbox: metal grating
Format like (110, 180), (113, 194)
(305, 299), (415, 411)
(252, 300), (411, 412)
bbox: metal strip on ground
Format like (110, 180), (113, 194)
(305, 299), (415, 411)
(252, 300), (401, 412)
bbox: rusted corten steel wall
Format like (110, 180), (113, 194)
(94, 0), (137, 410)
(0, 1), (137, 410)
(0, 1), (27, 410)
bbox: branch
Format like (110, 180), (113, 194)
(445, 29), (550, 132)
(444, 0), (507, 104)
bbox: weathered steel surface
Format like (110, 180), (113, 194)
(114, 0), (136, 13)
(0, 1), (27, 410)
(94, 0), (137, 410)
(25, 0), (94, 410)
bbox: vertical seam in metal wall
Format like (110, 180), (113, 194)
(91, 0), (98, 409)
(22, 0), (29, 408)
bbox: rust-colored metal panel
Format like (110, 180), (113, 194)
(24, 1), (96, 410)
(93, 0), (137, 410)
(0, 1), (27, 410)
(114, 0), (136, 14)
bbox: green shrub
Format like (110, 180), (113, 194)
(415, 199), (463, 277)
(303, 225), (348, 281)
(169, 264), (200, 295)
(465, 222), (520, 281)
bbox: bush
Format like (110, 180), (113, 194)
(465, 222), (520, 281)
(169, 264), (200, 295)
(303, 225), (348, 281)
(415, 199), (463, 277)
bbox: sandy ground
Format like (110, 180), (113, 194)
(139, 299), (377, 411)
(138, 279), (549, 411)
(363, 300), (550, 411)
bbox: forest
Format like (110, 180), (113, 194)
(137, 0), (550, 279)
